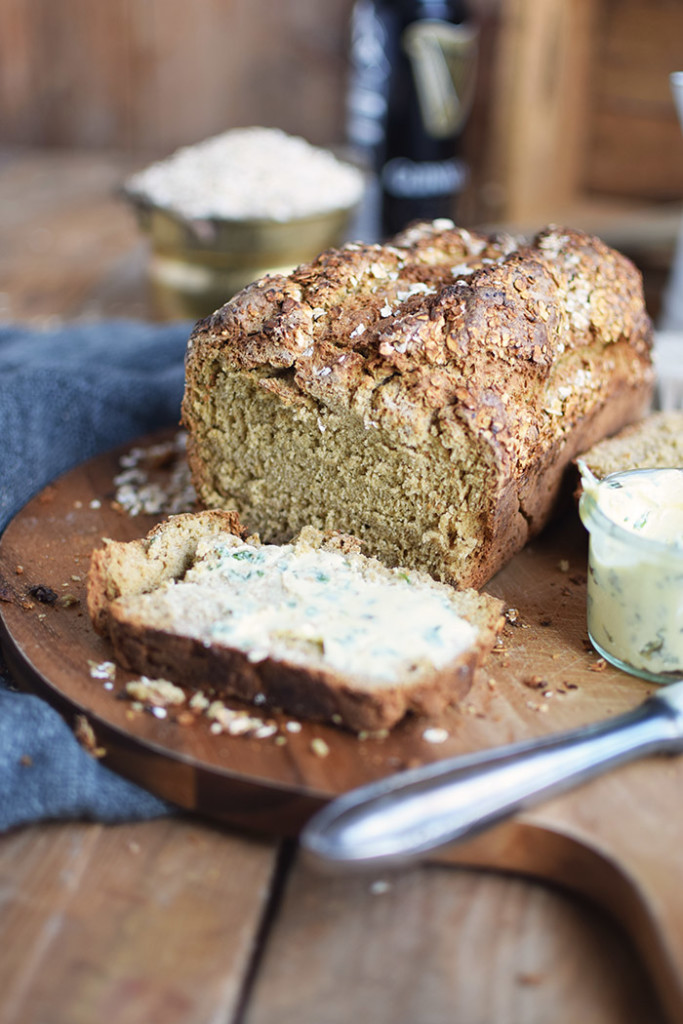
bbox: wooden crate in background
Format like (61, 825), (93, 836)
(2, 0), (683, 260)
(585, 0), (683, 201)
(476, 0), (683, 227)
(0, 0), (355, 154)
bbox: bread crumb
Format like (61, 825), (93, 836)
(311, 737), (330, 758)
(28, 584), (58, 605)
(114, 433), (196, 517)
(189, 691), (210, 712)
(88, 659), (116, 681)
(74, 715), (106, 758)
(370, 880), (392, 895)
(125, 677), (186, 707)
(253, 723), (278, 739)
(422, 726), (449, 744)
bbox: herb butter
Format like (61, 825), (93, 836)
(579, 466), (683, 682)
(130, 533), (479, 684)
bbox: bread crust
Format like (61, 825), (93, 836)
(87, 511), (504, 732)
(181, 222), (654, 589)
(87, 509), (244, 634)
(576, 410), (683, 479)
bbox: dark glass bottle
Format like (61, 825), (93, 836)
(346, 0), (478, 238)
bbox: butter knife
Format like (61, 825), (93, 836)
(301, 679), (683, 870)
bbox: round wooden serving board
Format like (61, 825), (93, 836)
(2, 430), (683, 1020)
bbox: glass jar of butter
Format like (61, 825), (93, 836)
(578, 465), (683, 684)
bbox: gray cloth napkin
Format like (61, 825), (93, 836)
(0, 319), (193, 831)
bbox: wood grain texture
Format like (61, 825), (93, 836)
(584, 0), (683, 199)
(0, 817), (279, 1024)
(243, 856), (665, 1024)
(0, 148), (149, 324)
(485, 0), (596, 223)
(0, 146), (679, 1024)
(0, 0), (354, 151)
(0, 431), (682, 1021)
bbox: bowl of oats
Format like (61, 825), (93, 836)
(124, 127), (365, 320)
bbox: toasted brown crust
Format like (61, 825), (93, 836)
(87, 513), (504, 732)
(181, 222), (654, 589)
(103, 620), (492, 733)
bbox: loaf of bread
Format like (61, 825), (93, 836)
(182, 220), (654, 589)
(87, 510), (504, 732)
(576, 410), (683, 479)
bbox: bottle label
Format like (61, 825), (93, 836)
(346, 0), (391, 151)
(402, 19), (479, 139)
(381, 156), (469, 198)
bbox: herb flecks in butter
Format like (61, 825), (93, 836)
(579, 466), (683, 680)
(128, 533), (477, 685)
(589, 468), (683, 548)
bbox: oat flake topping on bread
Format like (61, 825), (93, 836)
(182, 220), (654, 589)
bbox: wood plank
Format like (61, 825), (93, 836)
(590, 0), (683, 107)
(583, 0), (683, 198)
(0, 148), (150, 323)
(242, 853), (666, 1024)
(0, 817), (280, 1024)
(485, 0), (596, 223)
(0, 0), (355, 151)
(584, 110), (683, 199)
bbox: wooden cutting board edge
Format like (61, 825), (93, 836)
(5, 609), (683, 1024)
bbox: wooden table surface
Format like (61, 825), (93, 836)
(0, 147), (672, 1024)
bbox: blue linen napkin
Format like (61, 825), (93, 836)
(0, 319), (193, 831)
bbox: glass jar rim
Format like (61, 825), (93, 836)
(578, 466), (683, 558)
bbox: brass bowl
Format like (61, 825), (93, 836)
(127, 194), (360, 321)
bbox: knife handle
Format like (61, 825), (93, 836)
(301, 692), (683, 870)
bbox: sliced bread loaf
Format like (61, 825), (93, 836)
(87, 510), (504, 732)
(577, 411), (683, 478)
(182, 221), (654, 590)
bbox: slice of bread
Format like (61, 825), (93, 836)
(577, 411), (683, 479)
(87, 510), (504, 732)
